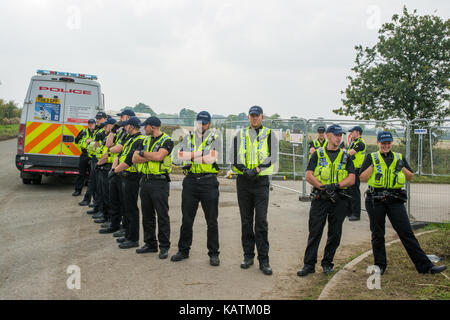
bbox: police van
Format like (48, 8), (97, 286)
(16, 69), (104, 184)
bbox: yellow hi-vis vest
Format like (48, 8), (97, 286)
(183, 131), (219, 174)
(87, 127), (105, 158)
(349, 137), (366, 169)
(233, 126), (273, 176)
(309, 139), (328, 160)
(138, 133), (173, 175)
(118, 134), (145, 173)
(313, 147), (349, 188)
(368, 152), (406, 189)
(97, 133), (118, 164)
(313, 139), (327, 149)
(77, 128), (94, 151)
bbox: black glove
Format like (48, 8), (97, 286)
(112, 122), (121, 134)
(395, 159), (404, 172)
(244, 168), (258, 180)
(108, 169), (116, 179)
(322, 184), (339, 203)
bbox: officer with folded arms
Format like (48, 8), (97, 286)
(232, 105), (278, 276)
(171, 111), (221, 266)
(132, 117), (174, 259)
(103, 109), (135, 238)
(109, 117), (145, 249)
(74, 119), (96, 199)
(297, 124), (355, 277)
(84, 112), (108, 214)
(359, 131), (446, 275)
(347, 126), (367, 221)
(92, 117), (117, 226)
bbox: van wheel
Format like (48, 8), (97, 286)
(32, 175), (42, 185)
(23, 178), (32, 184)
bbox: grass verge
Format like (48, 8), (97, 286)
(0, 124), (19, 141)
(321, 224), (450, 300)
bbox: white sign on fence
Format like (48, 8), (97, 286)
(414, 129), (427, 135)
(290, 133), (303, 144)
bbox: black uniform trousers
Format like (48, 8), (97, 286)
(236, 175), (270, 263)
(122, 173), (141, 242)
(140, 177), (170, 250)
(97, 166), (111, 220)
(109, 174), (124, 231)
(304, 197), (349, 268)
(75, 151), (90, 193)
(365, 195), (433, 273)
(178, 175), (219, 257)
(349, 168), (361, 218)
(83, 157), (98, 206)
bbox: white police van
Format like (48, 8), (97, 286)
(16, 70), (104, 184)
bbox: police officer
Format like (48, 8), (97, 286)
(347, 126), (367, 221)
(110, 116), (145, 249)
(101, 110), (135, 238)
(359, 131), (446, 275)
(73, 119), (96, 199)
(84, 112), (108, 214)
(308, 126), (327, 156)
(171, 111), (221, 266)
(92, 117), (117, 226)
(132, 117), (174, 259)
(232, 105), (278, 276)
(297, 124), (355, 277)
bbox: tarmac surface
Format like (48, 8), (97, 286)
(0, 138), (401, 299)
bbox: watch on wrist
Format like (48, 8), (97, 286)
(139, 150), (145, 157)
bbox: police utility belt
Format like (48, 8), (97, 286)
(97, 164), (112, 171)
(310, 186), (351, 202)
(142, 174), (170, 182)
(186, 173), (217, 180)
(118, 171), (140, 178)
(366, 187), (407, 203)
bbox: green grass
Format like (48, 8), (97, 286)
(422, 223), (450, 231)
(411, 175), (450, 184)
(0, 124), (19, 140)
(322, 228), (450, 300)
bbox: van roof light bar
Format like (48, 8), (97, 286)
(37, 69), (98, 80)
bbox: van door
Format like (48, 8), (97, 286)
(61, 83), (100, 166)
(24, 80), (65, 166)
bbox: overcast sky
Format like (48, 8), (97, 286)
(0, 0), (448, 119)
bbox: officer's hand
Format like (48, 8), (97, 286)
(108, 169), (116, 179)
(244, 168), (257, 179)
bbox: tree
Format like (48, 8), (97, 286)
(0, 99), (21, 120)
(179, 108), (197, 125)
(334, 7), (450, 122)
(122, 103), (156, 116)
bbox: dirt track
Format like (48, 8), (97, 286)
(0, 138), (396, 300)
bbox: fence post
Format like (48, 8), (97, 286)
(302, 119), (308, 198)
(406, 121), (412, 220)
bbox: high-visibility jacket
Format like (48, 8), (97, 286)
(138, 133), (173, 175)
(118, 134), (145, 173)
(368, 151), (406, 189)
(313, 139), (327, 149)
(76, 128), (94, 151)
(349, 137), (366, 169)
(87, 127), (105, 159)
(233, 126), (273, 176)
(313, 147), (349, 188)
(183, 131), (219, 174)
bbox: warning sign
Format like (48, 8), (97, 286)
(67, 105), (92, 123)
(34, 97), (61, 121)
